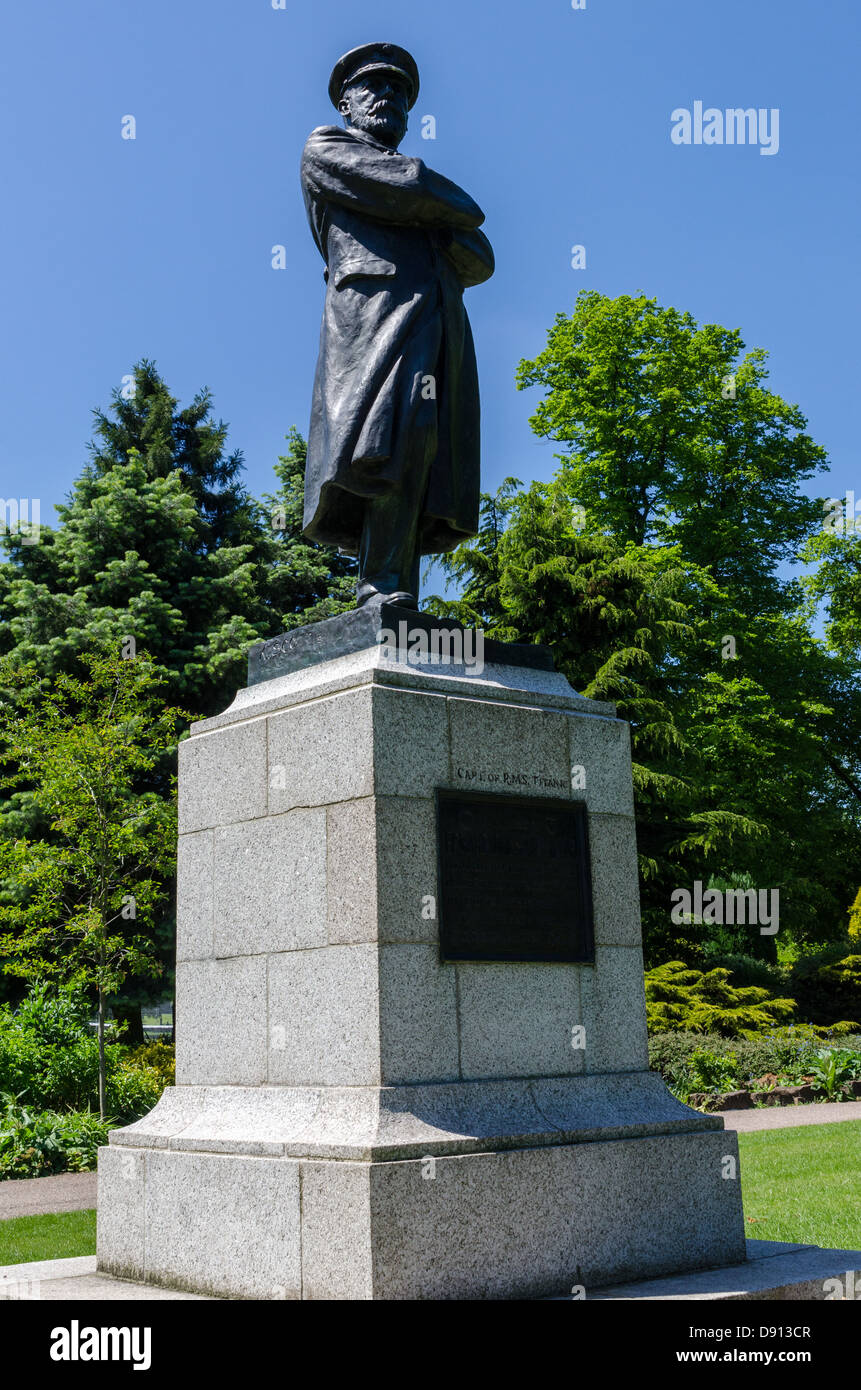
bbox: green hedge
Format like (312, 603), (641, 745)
(649, 1026), (861, 1100)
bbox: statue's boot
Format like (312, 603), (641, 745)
(356, 581), (418, 609)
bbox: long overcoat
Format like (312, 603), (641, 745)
(300, 125), (494, 555)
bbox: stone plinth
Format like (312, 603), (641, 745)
(97, 612), (747, 1299)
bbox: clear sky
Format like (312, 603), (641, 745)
(1, 0), (858, 538)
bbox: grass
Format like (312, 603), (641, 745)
(738, 1120), (861, 1248)
(0, 1209), (96, 1265)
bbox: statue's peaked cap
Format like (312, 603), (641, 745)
(328, 43), (420, 110)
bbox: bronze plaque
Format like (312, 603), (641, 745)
(435, 789), (595, 962)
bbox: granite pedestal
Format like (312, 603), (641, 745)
(97, 608), (747, 1299)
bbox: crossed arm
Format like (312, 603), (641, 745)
(302, 127), (494, 287)
(301, 126), (484, 228)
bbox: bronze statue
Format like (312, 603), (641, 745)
(301, 43), (494, 609)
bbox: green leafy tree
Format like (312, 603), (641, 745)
(0, 647), (185, 1115)
(516, 290), (825, 612)
(803, 528), (861, 663)
(435, 294), (861, 964)
(432, 479), (765, 962)
(513, 293), (859, 959)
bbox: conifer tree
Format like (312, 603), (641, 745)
(0, 365), (352, 1019)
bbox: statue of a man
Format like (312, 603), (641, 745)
(300, 43), (494, 609)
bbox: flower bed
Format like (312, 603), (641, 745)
(689, 1079), (861, 1112)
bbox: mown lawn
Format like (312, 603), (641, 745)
(738, 1120), (861, 1249)
(0, 1209), (96, 1265)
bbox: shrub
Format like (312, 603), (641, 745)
(649, 1027), (861, 1093)
(36, 1040), (104, 1111)
(645, 961), (796, 1037)
(706, 953), (787, 996)
(0, 985), (171, 1178)
(745, 1024), (860, 1078)
(648, 1030), (735, 1084)
(808, 1048), (861, 1101)
(648, 1038), (742, 1102)
(0, 1026), (42, 1101)
(687, 1048), (740, 1093)
(0, 984), (172, 1123)
(106, 1065), (164, 1120)
(0, 1094), (110, 1179)
(788, 954), (861, 1029)
(35, 1042), (167, 1119)
(0, 986), (101, 1110)
(124, 1042), (175, 1090)
(8, 983), (92, 1049)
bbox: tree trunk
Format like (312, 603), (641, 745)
(98, 989), (106, 1121)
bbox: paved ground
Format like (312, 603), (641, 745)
(0, 1172), (98, 1221)
(0, 1256), (211, 1300)
(588, 1240), (861, 1300)
(720, 1099), (861, 1133)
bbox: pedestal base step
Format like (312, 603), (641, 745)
(97, 1119), (746, 1299)
(6, 1241), (859, 1300)
(585, 1240), (861, 1300)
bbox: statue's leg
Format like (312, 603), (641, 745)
(357, 444), (432, 610)
(356, 491), (422, 608)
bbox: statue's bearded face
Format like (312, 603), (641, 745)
(339, 70), (409, 149)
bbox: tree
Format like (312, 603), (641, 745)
(802, 528), (861, 663)
(678, 613), (861, 952)
(434, 294), (861, 965)
(516, 291), (826, 613)
(425, 478), (521, 630)
(0, 366), (353, 1016)
(0, 370), (358, 707)
(0, 361), (271, 1018)
(0, 361), (280, 718)
(260, 427), (356, 629)
(432, 479), (765, 962)
(0, 647), (185, 1116)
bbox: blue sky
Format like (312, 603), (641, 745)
(1, 0), (858, 551)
